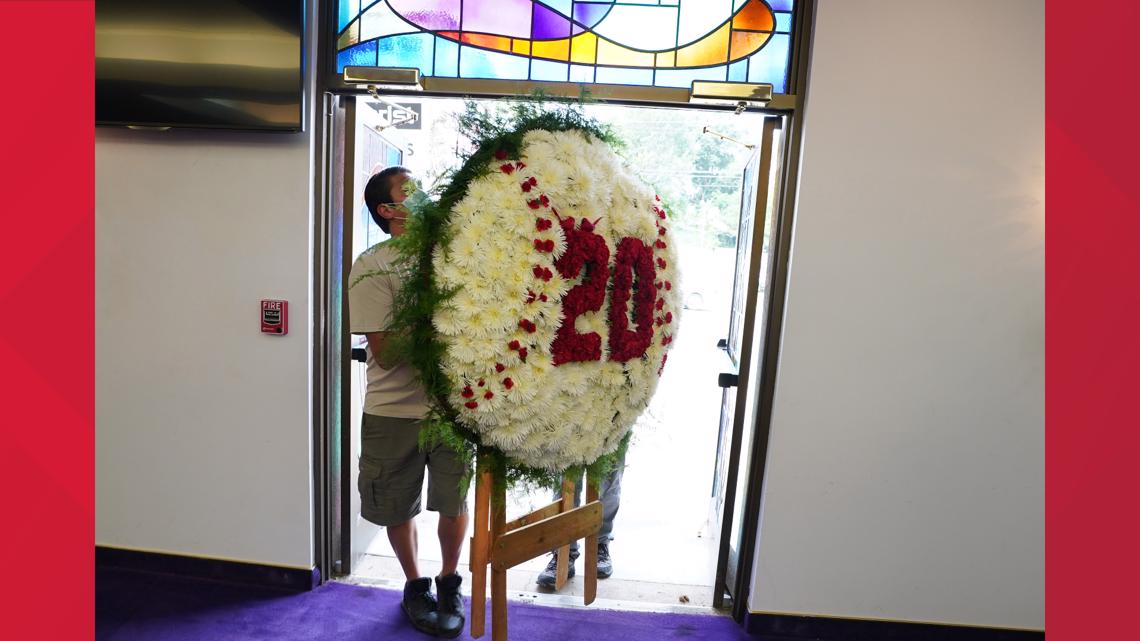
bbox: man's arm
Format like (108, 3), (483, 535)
(362, 331), (398, 370)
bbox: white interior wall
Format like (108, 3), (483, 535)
(95, 2), (319, 569)
(749, 0), (1043, 629)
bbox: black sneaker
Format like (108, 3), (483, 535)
(401, 577), (439, 636)
(435, 573), (465, 639)
(597, 542), (613, 579)
(535, 551), (577, 588)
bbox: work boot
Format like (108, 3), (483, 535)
(597, 542), (613, 579)
(535, 551), (577, 588)
(435, 573), (465, 639)
(401, 577), (438, 636)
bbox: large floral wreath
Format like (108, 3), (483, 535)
(388, 101), (680, 486)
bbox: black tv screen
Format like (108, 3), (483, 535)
(96, 1), (304, 131)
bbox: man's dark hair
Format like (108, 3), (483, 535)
(364, 166), (409, 234)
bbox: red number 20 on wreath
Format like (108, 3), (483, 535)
(550, 225), (659, 366)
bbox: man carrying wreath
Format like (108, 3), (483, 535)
(349, 166), (468, 639)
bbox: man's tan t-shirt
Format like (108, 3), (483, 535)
(348, 241), (430, 419)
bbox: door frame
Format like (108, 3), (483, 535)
(313, 0), (820, 619)
(713, 115), (782, 612)
(726, 0), (817, 622)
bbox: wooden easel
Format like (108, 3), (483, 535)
(468, 460), (603, 640)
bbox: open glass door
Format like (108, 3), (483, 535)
(338, 95), (410, 574)
(711, 117), (783, 609)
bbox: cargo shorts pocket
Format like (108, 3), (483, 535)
(359, 454), (425, 526)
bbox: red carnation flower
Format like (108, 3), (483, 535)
(461, 386), (475, 398)
(508, 340), (520, 351)
(465, 401), (479, 409)
(540, 194), (550, 207)
(500, 163), (516, 175)
(656, 298), (665, 310)
(536, 218), (552, 231)
(518, 347), (528, 362)
(539, 293), (548, 302)
(528, 177), (537, 186)
(495, 363), (505, 373)
(503, 378), (514, 390)
(657, 258), (667, 269)
(665, 312), (673, 323)
(658, 226), (667, 236)
(494, 149), (508, 160)
(484, 390), (494, 400)
(656, 240), (667, 249)
(516, 161), (527, 170)
(521, 181), (533, 193)
(478, 379), (485, 387)
(655, 281), (663, 290)
(528, 199), (541, 209)
(655, 194), (661, 202)
(665, 281), (672, 290)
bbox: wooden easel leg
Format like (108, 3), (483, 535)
(470, 468), (492, 638)
(491, 480), (508, 641)
(584, 482), (600, 605)
(555, 478), (575, 590)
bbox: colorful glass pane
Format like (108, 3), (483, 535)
(389, 0), (460, 30)
(775, 11), (793, 33)
(569, 32), (598, 65)
(361, 1), (417, 42)
(569, 64), (595, 84)
(460, 46), (531, 79)
(435, 36), (460, 77)
(377, 33), (435, 75)
(463, 0), (533, 38)
(336, 0), (795, 92)
(531, 59), (569, 82)
(533, 3), (572, 40)
(679, 0), (730, 47)
(676, 23), (730, 68)
(728, 59), (747, 82)
(747, 33), (791, 93)
(593, 5), (678, 51)
(339, 0), (359, 31)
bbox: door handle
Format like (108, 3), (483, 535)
(717, 338), (728, 350)
(351, 347), (367, 363)
(718, 372), (739, 388)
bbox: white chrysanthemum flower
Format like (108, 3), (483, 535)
(450, 235), (482, 270)
(433, 306), (464, 336)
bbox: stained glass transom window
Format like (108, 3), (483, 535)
(336, 1), (795, 93)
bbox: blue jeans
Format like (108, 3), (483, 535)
(553, 453), (625, 557)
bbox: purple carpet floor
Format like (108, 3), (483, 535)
(96, 568), (754, 641)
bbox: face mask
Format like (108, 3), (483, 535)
(395, 177), (430, 220)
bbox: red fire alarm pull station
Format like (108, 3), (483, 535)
(261, 300), (288, 335)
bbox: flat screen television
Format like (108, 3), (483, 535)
(96, 1), (304, 131)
